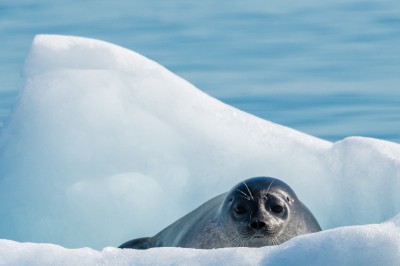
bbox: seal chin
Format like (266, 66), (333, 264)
(251, 230), (268, 238)
(248, 236), (269, 247)
(245, 228), (287, 247)
(239, 225), (279, 240)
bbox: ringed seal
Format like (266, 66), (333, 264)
(119, 176), (321, 249)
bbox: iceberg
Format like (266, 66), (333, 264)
(0, 35), (399, 264)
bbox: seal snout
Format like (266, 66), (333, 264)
(249, 220), (267, 230)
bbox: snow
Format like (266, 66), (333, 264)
(0, 35), (399, 264)
(1, 215), (399, 265)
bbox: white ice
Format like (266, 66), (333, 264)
(0, 35), (399, 265)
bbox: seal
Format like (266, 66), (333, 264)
(119, 176), (321, 249)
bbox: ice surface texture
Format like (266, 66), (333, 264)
(0, 35), (399, 263)
(0, 215), (399, 265)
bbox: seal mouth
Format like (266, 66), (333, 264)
(250, 230), (271, 240)
(237, 226), (290, 247)
(240, 225), (279, 238)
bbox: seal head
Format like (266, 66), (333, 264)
(219, 177), (314, 247)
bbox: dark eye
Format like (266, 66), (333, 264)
(270, 204), (284, 214)
(234, 206), (248, 214)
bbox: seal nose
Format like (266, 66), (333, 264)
(250, 220), (267, 230)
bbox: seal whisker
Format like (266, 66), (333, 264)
(242, 181), (254, 200)
(280, 233), (293, 242)
(236, 237), (244, 247)
(234, 238), (242, 247)
(274, 233), (291, 245)
(238, 194), (251, 200)
(240, 227), (254, 238)
(235, 188), (251, 200)
(266, 179), (275, 196)
(231, 235), (246, 247)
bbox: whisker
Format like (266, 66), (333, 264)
(242, 181), (254, 200)
(266, 179), (275, 195)
(235, 188), (251, 200)
(238, 194), (251, 200)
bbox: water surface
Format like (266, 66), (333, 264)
(1, 0), (399, 142)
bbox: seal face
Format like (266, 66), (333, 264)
(119, 177), (321, 249)
(219, 177), (317, 247)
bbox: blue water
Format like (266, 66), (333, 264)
(1, 0), (399, 143)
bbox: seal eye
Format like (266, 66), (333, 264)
(270, 204), (284, 214)
(234, 206), (248, 215)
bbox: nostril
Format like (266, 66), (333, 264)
(250, 220), (267, 229)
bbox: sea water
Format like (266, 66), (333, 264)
(1, 0), (399, 142)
